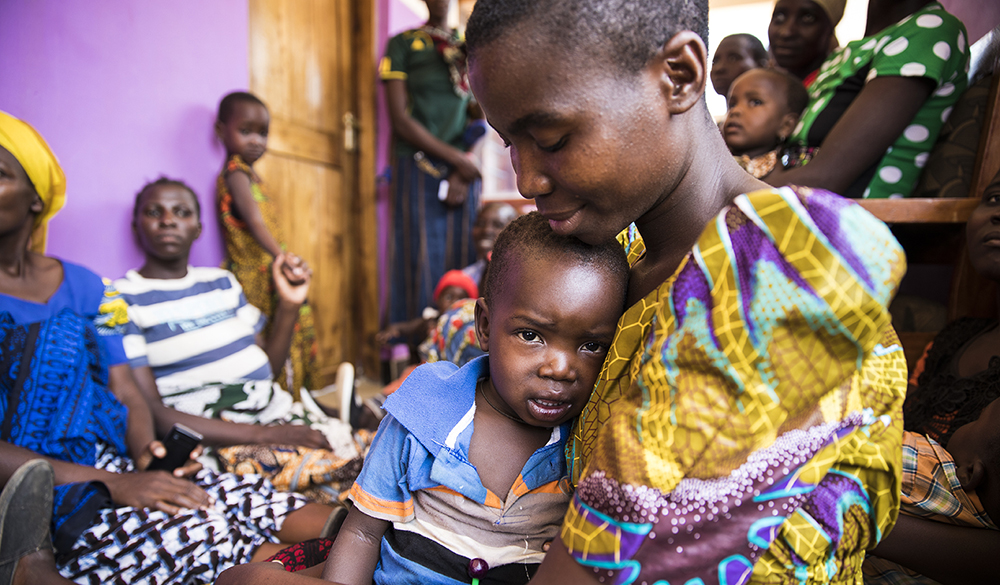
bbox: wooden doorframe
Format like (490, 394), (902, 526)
(351, 0), (381, 377)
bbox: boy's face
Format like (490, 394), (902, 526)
(469, 32), (683, 246)
(217, 101), (269, 166)
(474, 254), (620, 427)
(965, 168), (1000, 283)
(473, 203), (517, 260)
(134, 184), (202, 263)
(711, 37), (759, 97)
(723, 71), (796, 158)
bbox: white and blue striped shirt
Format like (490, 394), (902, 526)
(115, 267), (272, 390)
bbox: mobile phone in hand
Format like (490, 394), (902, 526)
(147, 423), (203, 472)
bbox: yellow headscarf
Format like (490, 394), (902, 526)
(0, 110), (66, 254)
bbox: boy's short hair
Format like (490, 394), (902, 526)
(217, 91), (267, 124)
(726, 33), (768, 66)
(483, 211), (629, 309)
(133, 177), (201, 220)
(466, 0), (708, 73)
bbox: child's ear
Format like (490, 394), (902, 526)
(957, 459), (987, 492)
(777, 113), (800, 142)
(214, 120), (224, 141)
(473, 297), (491, 352)
(654, 30), (707, 115)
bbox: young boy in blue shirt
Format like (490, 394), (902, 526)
(217, 211), (628, 583)
(325, 212), (628, 584)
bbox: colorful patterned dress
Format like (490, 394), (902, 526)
(0, 261), (306, 584)
(562, 187), (908, 584)
(217, 154), (318, 398)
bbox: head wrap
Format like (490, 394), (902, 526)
(0, 111), (66, 254)
(810, 0), (846, 27)
(433, 269), (479, 303)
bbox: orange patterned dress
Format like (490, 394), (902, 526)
(217, 154), (318, 398)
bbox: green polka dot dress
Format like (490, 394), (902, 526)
(789, 2), (969, 199)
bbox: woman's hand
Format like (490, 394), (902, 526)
(103, 470), (213, 515)
(134, 440), (204, 476)
(444, 176), (470, 207)
(273, 252), (311, 305)
(263, 424), (333, 450)
(449, 153), (481, 184)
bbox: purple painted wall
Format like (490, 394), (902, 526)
(0, 0), (248, 280)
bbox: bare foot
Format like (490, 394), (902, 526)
(12, 547), (73, 585)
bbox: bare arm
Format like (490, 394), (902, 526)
(375, 316), (431, 346)
(217, 562), (333, 585)
(385, 79), (480, 183)
(225, 171), (283, 258)
(321, 507), (390, 585)
(132, 364), (331, 451)
(766, 76), (934, 195)
(0, 437), (211, 514)
(108, 363), (158, 461)
(263, 253), (310, 375)
(870, 514), (1000, 584)
(528, 539), (600, 585)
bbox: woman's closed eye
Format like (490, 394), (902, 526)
(538, 136), (567, 153)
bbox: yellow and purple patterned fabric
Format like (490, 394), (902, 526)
(563, 186), (907, 584)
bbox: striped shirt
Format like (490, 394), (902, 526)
(115, 267), (271, 390)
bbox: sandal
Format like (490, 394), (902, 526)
(0, 459), (54, 585)
(319, 500), (350, 539)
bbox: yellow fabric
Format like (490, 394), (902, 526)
(216, 154), (318, 398)
(563, 187), (907, 584)
(0, 110), (66, 254)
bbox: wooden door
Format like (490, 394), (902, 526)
(249, 0), (379, 385)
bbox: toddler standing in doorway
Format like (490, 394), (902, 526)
(215, 91), (319, 398)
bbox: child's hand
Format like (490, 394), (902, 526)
(280, 252), (309, 285)
(273, 253), (311, 306)
(375, 325), (402, 346)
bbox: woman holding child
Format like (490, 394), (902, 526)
(0, 110), (336, 584)
(223, 0), (908, 583)
(465, 0), (907, 583)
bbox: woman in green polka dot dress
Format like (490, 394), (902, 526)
(767, 0), (968, 199)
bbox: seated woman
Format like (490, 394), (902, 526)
(116, 177), (370, 504)
(0, 110), (334, 584)
(767, 0), (969, 198)
(866, 165), (1000, 582)
(768, 0), (843, 87)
